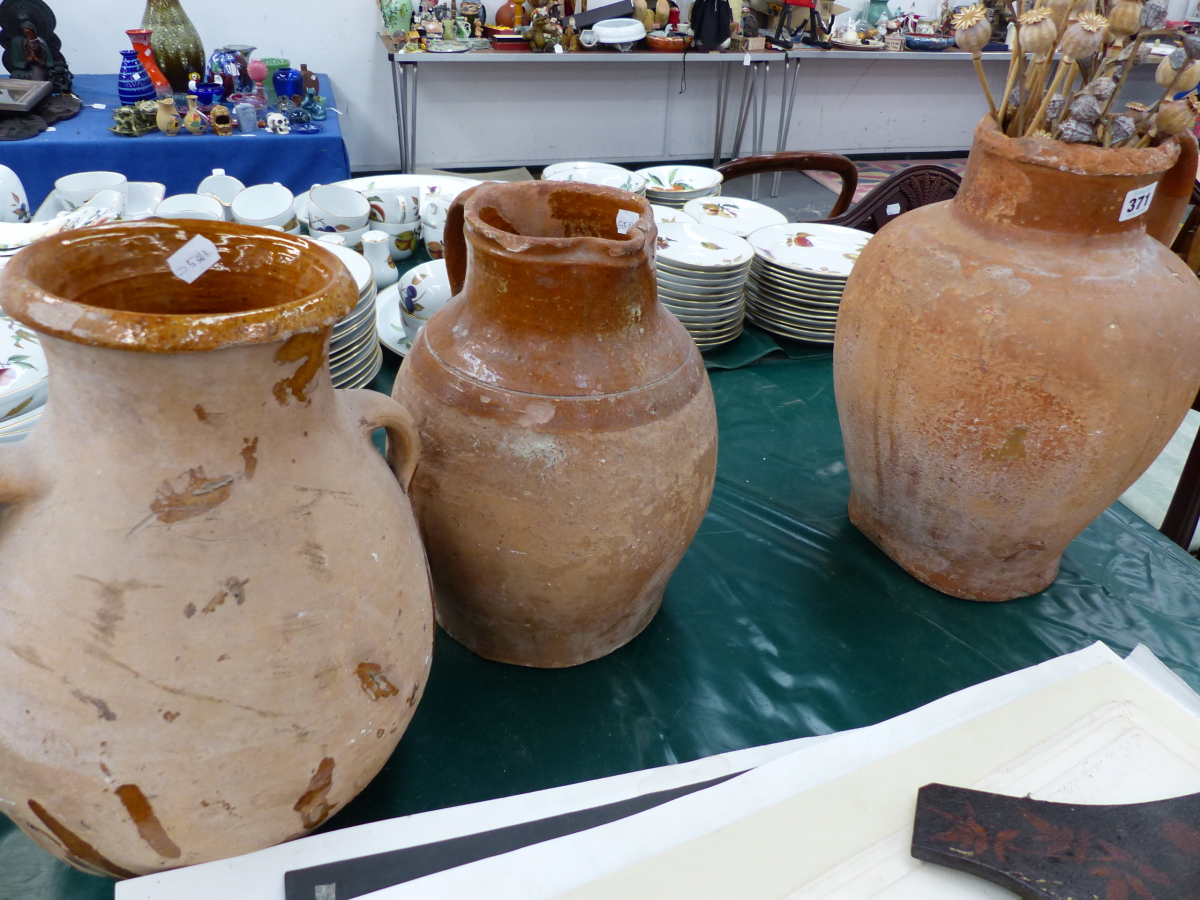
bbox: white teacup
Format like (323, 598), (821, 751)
(363, 187), (418, 226)
(155, 193), (224, 221)
(309, 183), (370, 234)
(422, 220), (445, 259)
(397, 259), (452, 323)
(371, 218), (419, 261)
(420, 194), (454, 231)
(56, 171), (128, 211)
(198, 169), (245, 221)
(231, 183), (297, 229)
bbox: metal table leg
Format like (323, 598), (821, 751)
(730, 62), (756, 160)
(407, 62), (419, 174)
(772, 57), (802, 198)
(751, 62), (769, 200)
(712, 63), (729, 168)
(390, 53), (407, 174)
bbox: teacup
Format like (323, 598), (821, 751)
(198, 169), (245, 220)
(309, 183), (370, 233)
(397, 260), (452, 324)
(363, 187), (418, 226)
(422, 220), (445, 259)
(155, 193), (224, 221)
(420, 194), (454, 231)
(335, 223), (371, 253)
(55, 171), (128, 211)
(370, 218), (419, 261)
(231, 183), (297, 229)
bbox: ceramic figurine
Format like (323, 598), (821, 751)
(117, 48), (157, 105)
(209, 103), (233, 135)
(301, 87), (326, 121)
(266, 111), (289, 134)
(233, 101), (256, 134)
(125, 28), (172, 98)
(392, 182), (717, 667)
(300, 63), (319, 93)
(0, 221), (434, 875)
(141, 0), (205, 93)
(362, 231), (400, 289)
(182, 93), (207, 134)
(0, 5), (72, 95)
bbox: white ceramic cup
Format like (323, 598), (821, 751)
(371, 218), (419, 261)
(363, 187), (417, 225)
(198, 169), (245, 221)
(0, 164), (29, 222)
(309, 183), (371, 234)
(420, 194), (454, 231)
(231, 183), (297, 229)
(155, 193), (225, 221)
(55, 171), (128, 211)
(422, 221), (445, 259)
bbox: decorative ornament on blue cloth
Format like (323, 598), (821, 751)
(117, 48), (157, 105)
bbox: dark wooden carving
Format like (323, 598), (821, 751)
(815, 164), (963, 234)
(912, 782), (1200, 899)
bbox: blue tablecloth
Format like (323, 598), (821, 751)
(0, 74), (351, 211)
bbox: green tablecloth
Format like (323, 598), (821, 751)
(6, 328), (1200, 899)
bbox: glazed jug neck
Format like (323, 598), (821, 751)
(954, 117), (1182, 238)
(427, 180), (693, 397)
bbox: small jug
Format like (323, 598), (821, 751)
(361, 230), (399, 289)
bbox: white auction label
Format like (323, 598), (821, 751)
(553, 43), (564, 53)
(91, 103), (106, 110)
(615, 209), (640, 234)
(168, 235), (221, 284)
(885, 202), (901, 216)
(743, 51), (752, 66)
(1119, 182), (1157, 222)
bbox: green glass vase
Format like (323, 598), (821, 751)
(141, 0), (205, 93)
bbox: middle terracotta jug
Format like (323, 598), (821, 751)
(393, 181), (717, 667)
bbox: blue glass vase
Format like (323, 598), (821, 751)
(118, 49), (158, 105)
(272, 67), (303, 104)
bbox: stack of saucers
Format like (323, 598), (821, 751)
(654, 223), (753, 350)
(0, 316), (48, 444)
(744, 223), (871, 345)
(637, 165), (723, 209)
(681, 196), (787, 238)
(313, 240), (384, 389)
(542, 162), (647, 196)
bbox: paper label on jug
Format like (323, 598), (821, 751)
(168, 235), (221, 284)
(615, 209), (640, 234)
(1119, 183), (1157, 222)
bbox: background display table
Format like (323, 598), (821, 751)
(4, 326), (1200, 899)
(0, 75), (351, 211)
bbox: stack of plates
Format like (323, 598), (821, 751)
(654, 223), (753, 350)
(542, 162), (647, 196)
(636, 165), (723, 209)
(0, 316), (48, 444)
(681, 196), (787, 238)
(313, 240), (384, 389)
(744, 223), (871, 345)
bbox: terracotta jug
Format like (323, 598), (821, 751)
(0, 222), (433, 876)
(834, 117), (1200, 602)
(392, 181), (717, 667)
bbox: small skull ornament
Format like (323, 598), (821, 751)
(266, 112), (290, 135)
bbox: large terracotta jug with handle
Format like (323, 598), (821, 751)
(392, 180), (717, 667)
(834, 117), (1200, 601)
(0, 221), (433, 876)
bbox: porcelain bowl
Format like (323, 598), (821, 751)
(55, 171), (128, 210)
(155, 193), (224, 221)
(231, 183), (297, 229)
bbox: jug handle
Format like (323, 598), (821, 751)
(1145, 131), (1198, 248)
(340, 389), (421, 492)
(443, 184), (487, 296)
(0, 438), (48, 507)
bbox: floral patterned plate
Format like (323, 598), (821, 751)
(681, 197), (787, 238)
(543, 163), (646, 195)
(654, 223), (753, 271)
(0, 316), (47, 422)
(375, 284), (414, 357)
(636, 165), (723, 196)
(651, 206), (697, 225)
(747, 223), (871, 278)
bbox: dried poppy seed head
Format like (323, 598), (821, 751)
(1058, 118), (1095, 142)
(1141, 0), (1167, 30)
(1109, 115), (1136, 143)
(953, 6), (992, 54)
(1084, 76), (1116, 100)
(1069, 93), (1102, 122)
(1106, 0), (1142, 38)
(1154, 99), (1196, 136)
(1170, 47), (1187, 69)
(1046, 93), (1065, 120)
(1059, 12), (1107, 58)
(1018, 9), (1058, 55)
(1186, 33), (1200, 59)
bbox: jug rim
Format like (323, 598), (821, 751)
(0, 221), (357, 353)
(973, 115), (1180, 178)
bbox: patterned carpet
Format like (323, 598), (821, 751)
(806, 158), (969, 204)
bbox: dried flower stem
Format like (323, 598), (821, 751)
(1026, 57), (1076, 135)
(973, 54), (1001, 122)
(997, 33), (1024, 124)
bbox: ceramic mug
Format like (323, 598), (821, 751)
(198, 168), (245, 221)
(308, 184), (371, 233)
(363, 188), (417, 226)
(155, 193), (225, 221)
(422, 220), (445, 259)
(55, 171), (128, 211)
(420, 194), (454, 231)
(0, 164), (29, 223)
(231, 182), (297, 229)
